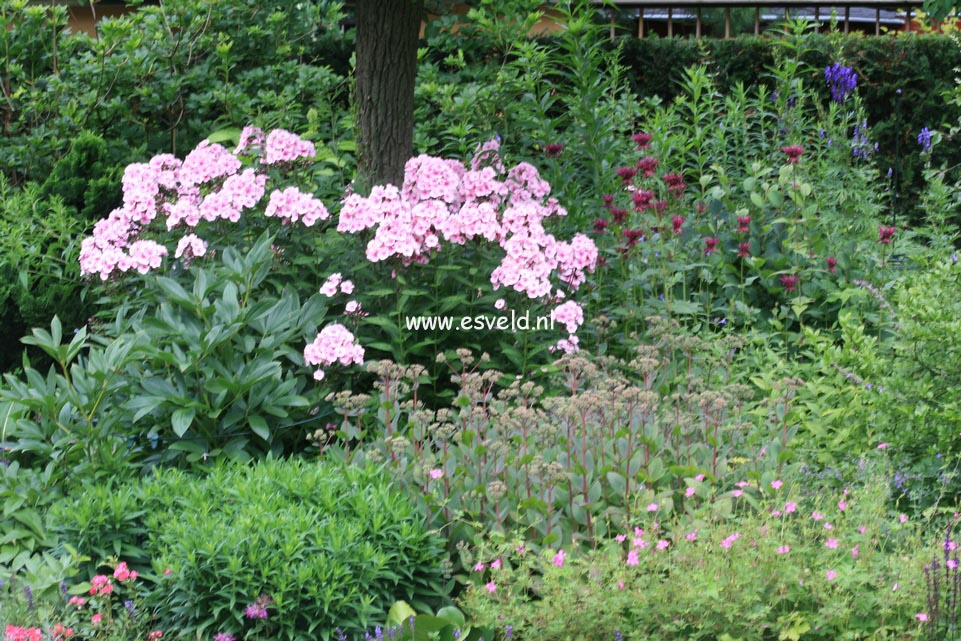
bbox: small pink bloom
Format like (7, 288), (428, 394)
(626, 549), (639, 566)
(900, 513), (908, 523)
(686, 530), (698, 541)
(695, 474), (706, 482)
(771, 479), (783, 490)
(656, 539), (670, 551)
(615, 534), (627, 543)
(851, 545), (860, 558)
(429, 468), (443, 480)
(825, 570), (837, 581)
(91, 614), (102, 626)
(877, 442), (889, 450)
(732, 489), (744, 497)
(893, 583), (899, 591)
(485, 581), (496, 594)
(736, 481), (750, 488)
(838, 499), (847, 511)
(949, 559), (958, 570)
(825, 538), (839, 549)
(785, 502), (797, 514)
(858, 525), (867, 534)
(824, 523), (833, 530)
(771, 510), (783, 517)
(617, 580), (625, 590)
(811, 511), (825, 521)
(552, 549), (566, 567)
(494, 299), (506, 311)
(491, 559), (502, 570)
(473, 562), (485, 572)
(777, 545), (790, 554)
(646, 503), (659, 512)
(685, 486), (696, 498)
(916, 613), (928, 622)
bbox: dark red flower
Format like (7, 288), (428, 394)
(602, 194), (614, 209)
(636, 156), (659, 177)
(737, 215), (751, 234)
(780, 274), (800, 292)
(623, 228), (644, 247)
(704, 237), (719, 256)
(782, 145), (805, 164)
(738, 242), (751, 258)
(616, 165), (637, 184)
(632, 131), (652, 149)
(878, 225), (896, 244)
(593, 218), (609, 234)
(653, 200), (669, 216)
(610, 208), (627, 225)
(632, 189), (655, 211)
(672, 215), (685, 234)
(826, 256), (838, 273)
(663, 172), (686, 195)
(695, 202), (707, 214)
(545, 143), (564, 158)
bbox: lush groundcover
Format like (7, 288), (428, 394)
(3, 2), (961, 640)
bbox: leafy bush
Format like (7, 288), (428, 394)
(52, 458), (449, 641)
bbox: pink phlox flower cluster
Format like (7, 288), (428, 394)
(113, 561), (138, 582)
(303, 323), (365, 381)
(403, 155), (464, 204)
(89, 574), (114, 596)
(175, 234), (207, 260)
(319, 273), (355, 298)
(265, 186), (330, 226)
(235, 126), (266, 155)
(471, 138), (506, 173)
(179, 141), (242, 188)
(263, 128), (316, 165)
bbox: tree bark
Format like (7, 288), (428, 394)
(355, 0), (424, 191)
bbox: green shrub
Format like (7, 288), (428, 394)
(51, 458), (449, 641)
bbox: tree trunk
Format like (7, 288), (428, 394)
(355, 0), (424, 191)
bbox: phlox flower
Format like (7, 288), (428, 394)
(304, 323), (365, 381)
(825, 538), (839, 549)
(656, 540), (670, 551)
(428, 469), (443, 480)
(626, 549), (639, 566)
(174, 234), (207, 260)
(263, 129), (316, 165)
(784, 501), (797, 514)
(771, 479), (783, 490)
(485, 581), (496, 594)
(825, 570), (837, 581)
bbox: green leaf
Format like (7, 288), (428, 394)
(248, 415), (269, 441)
(171, 408), (196, 437)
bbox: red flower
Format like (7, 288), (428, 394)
(878, 225), (896, 244)
(636, 156), (659, 177)
(610, 208), (627, 224)
(544, 143), (564, 157)
(737, 215), (751, 234)
(632, 189), (655, 211)
(663, 172), (686, 194)
(616, 165), (637, 184)
(593, 218), (609, 234)
(782, 145), (805, 164)
(780, 274), (800, 292)
(623, 228), (644, 246)
(826, 256), (838, 273)
(738, 242), (751, 258)
(705, 237), (719, 255)
(632, 131), (652, 149)
(602, 194), (614, 209)
(672, 215), (685, 234)
(695, 202), (707, 214)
